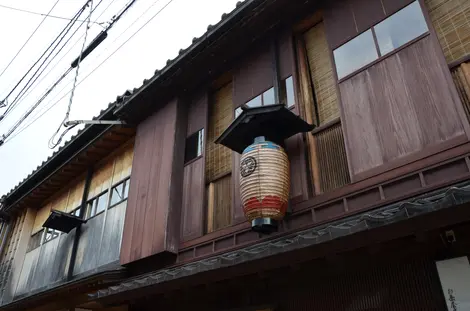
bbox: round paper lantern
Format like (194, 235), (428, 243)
(239, 137), (289, 232)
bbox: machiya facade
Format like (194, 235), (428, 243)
(1, 0), (470, 310)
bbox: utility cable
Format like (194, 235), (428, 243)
(49, 1), (93, 149)
(0, 3), (104, 25)
(5, 0), (109, 116)
(0, 1), (90, 115)
(0, 0), (61, 81)
(1, 0), (173, 147)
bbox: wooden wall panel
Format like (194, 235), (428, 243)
(349, 0), (385, 31)
(98, 202), (127, 267)
(339, 36), (466, 178)
(323, 0), (357, 49)
(181, 93), (208, 241)
(73, 213), (105, 275)
(181, 159), (205, 241)
(121, 99), (183, 265)
(187, 92), (208, 135)
(65, 177), (85, 212)
(233, 43), (274, 107)
(279, 32), (294, 80)
(382, 0), (414, 15)
(232, 151), (245, 225)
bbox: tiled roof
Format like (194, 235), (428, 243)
(89, 181), (470, 300)
(1, 0), (251, 205)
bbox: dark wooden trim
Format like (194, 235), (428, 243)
(181, 221), (251, 249)
(370, 27), (382, 57)
(353, 135), (468, 182)
(272, 37), (281, 105)
(311, 117), (340, 135)
(337, 32), (430, 83)
(449, 54), (470, 70)
(184, 155), (203, 167)
(67, 167), (93, 281)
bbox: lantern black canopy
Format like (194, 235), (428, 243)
(215, 104), (314, 153)
(43, 210), (86, 233)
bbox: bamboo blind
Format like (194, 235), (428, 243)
(111, 141), (134, 185)
(205, 83), (233, 182)
(206, 174), (232, 233)
(32, 202), (51, 234)
(314, 122), (350, 193)
(304, 22), (340, 125)
(424, 0), (470, 63)
(87, 157), (114, 199)
(451, 61), (470, 121)
(65, 177), (85, 212)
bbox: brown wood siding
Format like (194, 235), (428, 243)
(208, 175), (232, 232)
(111, 140), (134, 185)
(233, 43), (273, 107)
(120, 99), (180, 265)
(424, 0), (470, 63)
(339, 36), (466, 178)
(350, 0), (386, 31)
(182, 160), (205, 241)
(315, 122), (350, 193)
(232, 152), (244, 225)
(278, 32), (294, 80)
(181, 93), (209, 242)
(452, 62), (470, 121)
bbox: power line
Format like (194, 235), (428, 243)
(5, 0), (109, 116)
(0, 1), (91, 113)
(2, 0), (174, 147)
(0, 0), (61, 80)
(0, 3), (104, 25)
(49, 1), (94, 149)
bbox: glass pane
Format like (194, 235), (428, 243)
(285, 76), (295, 107)
(95, 192), (108, 215)
(262, 87), (275, 106)
(235, 107), (243, 118)
(333, 30), (379, 79)
(197, 129), (204, 157)
(374, 1), (428, 55)
(123, 180), (130, 199)
(110, 183), (124, 206)
(246, 94), (262, 108)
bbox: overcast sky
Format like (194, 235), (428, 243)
(0, 0), (239, 196)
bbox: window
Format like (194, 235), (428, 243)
(86, 191), (108, 218)
(44, 228), (59, 243)
(70, 207), (81, 217)
(334, 30), (379, 79)
(235, 87), (276, 117)
(184, 129), (204, 163)
(110, 178), (130, 206)
(280, 76), (295, 107)
(375, 1), (428, 55)
(333, 1), (429, 79)
(27, 229), (43, 252)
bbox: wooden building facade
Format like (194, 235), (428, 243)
(1, 0), (470, 310)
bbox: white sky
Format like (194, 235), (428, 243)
(0, 0), (240, 196)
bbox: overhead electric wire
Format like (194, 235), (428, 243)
(0, 0), (61, 81)
(0, 3), (104, 25)
(0, 1), (90, 116)
(1, 0), (174, 147)
(2, 8), (88, 119)
(49, 1), (93, 149)
(6, 0), (109, 116)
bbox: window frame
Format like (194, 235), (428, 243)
(86, 190), (109, 219)
(333, 1), (430, 82)
(109, 177), (131, 208)
(43, 227), (60, 244)
(184, 128), (205, 165)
